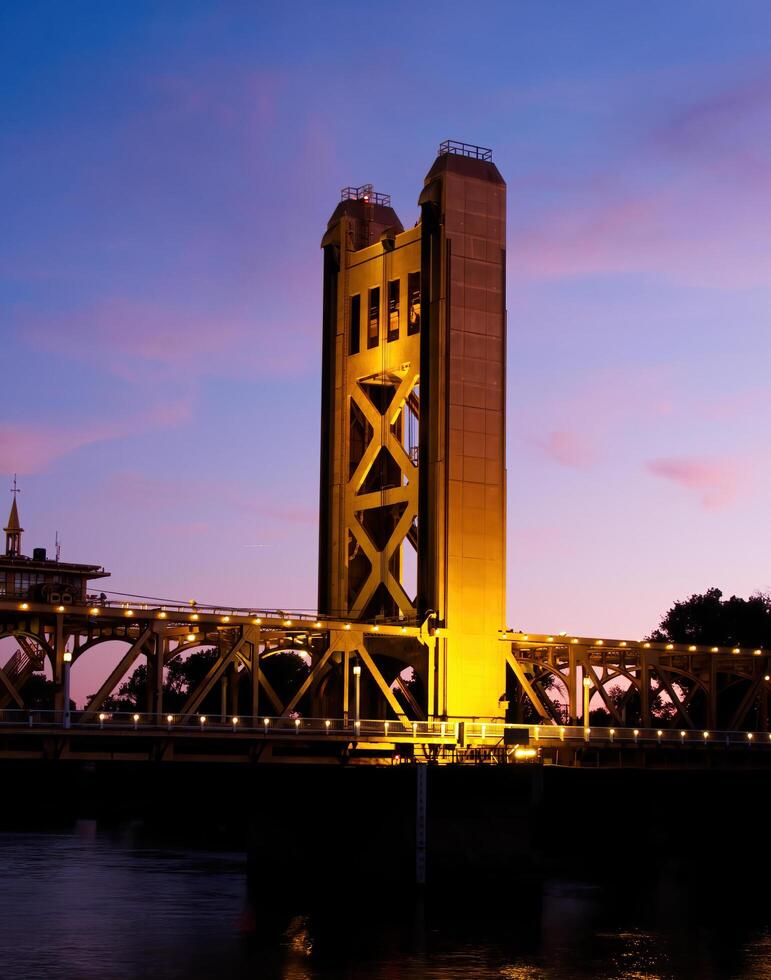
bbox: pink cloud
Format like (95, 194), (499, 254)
(0, 398), (192, 474)
(646, 456), (746, 509)
(15, 299), (315, 383)
(531, 428), (597, 468)
(510, 69), (771, 288)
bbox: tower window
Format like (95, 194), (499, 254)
(387, 279), (400, 341)
(349, 294), (361, 355)
(408, 272), (421, 334)
(367, 287), (380, 348)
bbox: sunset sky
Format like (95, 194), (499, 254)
(4, 2), (771, 699)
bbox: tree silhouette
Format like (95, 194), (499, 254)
(647, 588), (771, 730)
(649, 587), (771, 648)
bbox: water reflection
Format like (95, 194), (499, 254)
(0, 831), (769, 980)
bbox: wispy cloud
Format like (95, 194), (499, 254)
(0, 398), (192, 474)
(646, 456), (747, 509)
(531, 428), (597, 468)
(510, 67), (771, 288)
(15, 298), (314, 383)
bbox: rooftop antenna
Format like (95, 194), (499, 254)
(55, 531), (61, 563)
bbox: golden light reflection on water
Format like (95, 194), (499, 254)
(499, 966), (550, 979)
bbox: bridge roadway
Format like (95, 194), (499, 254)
(0, 711), (769, 765)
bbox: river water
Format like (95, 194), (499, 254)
(1, 828), (769, 980)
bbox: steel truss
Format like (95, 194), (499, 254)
(505, 634), (770, 732)
(0, 599), (432, 726)
(1, 603), (769, 739)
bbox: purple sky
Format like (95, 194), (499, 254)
(3, 2), (771, 699)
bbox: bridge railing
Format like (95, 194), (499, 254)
(0, 711), (768, 748)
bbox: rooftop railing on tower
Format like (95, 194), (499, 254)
(340, 184), (391, 206)
(438, 140), (493, 161)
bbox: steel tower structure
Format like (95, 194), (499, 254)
(318, 142), (507, 719)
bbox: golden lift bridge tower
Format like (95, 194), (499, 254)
(318, 141), (507, 720)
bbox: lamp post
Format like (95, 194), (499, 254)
(352, 659), (361, 728)
(62, 651), (72, 729)
(583, 676), (591, 734)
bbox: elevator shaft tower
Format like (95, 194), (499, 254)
(318, 142), (507, 719)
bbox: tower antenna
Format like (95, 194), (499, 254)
(55, 531), (61, 563)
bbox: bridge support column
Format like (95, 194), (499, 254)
(640, 654), (651, 728)
(708, 657), (718, 731)
(567, 648), (578, 725)
(52, 613), (66, 721)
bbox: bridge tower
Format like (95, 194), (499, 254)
(318, 142), (507, 719)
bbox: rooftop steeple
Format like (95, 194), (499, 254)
(5, 476), (23, 557)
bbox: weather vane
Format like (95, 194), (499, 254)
(10, 474), (20, 497)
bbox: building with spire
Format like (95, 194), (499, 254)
(1, 484), (109, 604)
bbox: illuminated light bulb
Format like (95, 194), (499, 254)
(232, 717), (239, 726)
(157, 611), (166, 619)
(191, 613), (199, 621)
(125, 610), (133, 617)
(355, 720), (360, 728)
(57, 605), (65, 613)
(711, 647), (719, 653)
(547, 636), (554, 642)
(186, 633), (196, 642)
(325, 719), (331, 729)
(643, 642), (651, 648)
(754, 649), (762, 655)
(689, 645), (696, 651)
(253, 618), (262, 625)
(284, 619), (293, 626)
(384, 721), (389, 734)
(619, 641), (627, 647)
(586, 728), (591, 735)
(748, 732), (754, 740)
(571, 638), (578, 645)
(559, 727), (565, 735)
(522, 635), (529, 641)
(666, 643), (674, 650)
(263, 718), (269, 726)
(657, 730), (663, 737)
(680, 730), (686, 737)
(765, 675), (770, 682)
(401, 626), (407, 634)
(167, 714), (173, 723)
(633, 729), (639, 737)
(558, 631), (567, 636)
(133, 713), (140, 722)
(610, 728), (615, 736)
(200, 716), (207, 725)
(345, 623), (351, 630)
(314, 621), (321, 628)
(583, 677), (592, 688)
(373, 625), (380, 632)
(99, 713), (105, 722)
(222, 615), (230, 623)
(63, 651), (72, 662)
(19, 602), (29, 611)
(703, 731), (709, 738)
(595, 640), (603, 646)
(733, 648), (740, 654)
(295, 718), (301, 728)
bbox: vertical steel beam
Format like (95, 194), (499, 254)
(153, 629), (165, 719)
(639, 652), (651, 728)
(343, 649), (350, 724)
